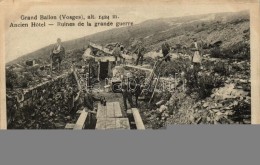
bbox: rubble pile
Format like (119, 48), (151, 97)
(141, 54), (250, 127)
(167, 83), (250, 124)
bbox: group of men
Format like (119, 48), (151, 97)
(50, 37), (202, 71)
(50, 37), (203, 114)
(111, 41), (146, 66)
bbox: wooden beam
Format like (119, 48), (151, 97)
(95, 118), (107, 130)
(97, 103), (106, 118)
(96, 118), (130, 130)
(113, 102), (123, 118)
(65, 123), (75, 129)
(124, 64), (153, 72)
(149, 72), (161, 104)
(73, 111), (88, 130)
(105, 118), (117, 130)
(115, 118), (130, 130)
(132, 108), (145, 130)
(106, 102), (115, 118)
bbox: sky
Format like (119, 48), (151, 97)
(5, 4), (250, 63)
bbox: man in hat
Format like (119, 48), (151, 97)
(121, 79), (134, 112)
(133, 76), (142, 107)
(50, 38), (65, 72)
(79, 88), (101, 127)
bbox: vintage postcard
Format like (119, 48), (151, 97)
(0, 0), (259, 129)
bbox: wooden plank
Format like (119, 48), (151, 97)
(95, 56), (116, 62)
(96, 118), (130, 130)
(73, 111), (88, 130)
(97, 103), (106, 118)
(125, 64), (153, 72)
(126, 109), (132, 114)
(115, 118), (130, 130)
(132, 108), (145, 130)
(113, 102), (123, 118)
(95, 118), (116, 130)
(96, 102), (130, 130)
(76, 110), (83, 114)
(104, 118), (117, 130)
(95, 118), (107, 130)
(65, 123), (75, 129)
(106, 102), (115, 118)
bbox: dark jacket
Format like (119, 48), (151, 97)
(162, 42), (170, 54)
(51, 44), (65, 60)
(134, 45), (145, 56)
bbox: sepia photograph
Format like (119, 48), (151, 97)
(1, 0), (259, 130)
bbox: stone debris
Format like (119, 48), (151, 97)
(142, 56), (250, 127)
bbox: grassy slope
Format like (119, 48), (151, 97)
(7, 10), (249, 65)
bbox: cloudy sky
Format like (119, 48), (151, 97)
(5, 3), (250, 62)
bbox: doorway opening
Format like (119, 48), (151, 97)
(99, 62), (109, 80)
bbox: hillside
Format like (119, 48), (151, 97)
(6, 10), (251, 128)
(7, 10), (249, 65)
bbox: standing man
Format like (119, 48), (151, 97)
(134, 41), (145, 66)
(121, 81), (134, 112)
(112, 43), (123, 65)
(50, 38), (65, 72)
(133, 76), (142, 107)
(161, 41), (171, 62)
(82, 45), (93, 62)
(82, 89), (101, 127)
(190, 37), (202, 84)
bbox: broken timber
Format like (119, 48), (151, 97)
(132, 108), (145, 130)
(89, 42), (132, 60)
(124, 64), (153, 72)
(73, 110), (88, 130)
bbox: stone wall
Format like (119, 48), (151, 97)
(7, 71), (80, 129)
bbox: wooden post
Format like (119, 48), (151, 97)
(73, 70), (82, 91)
(88, 60), (91, 87)
(149, 73), (160, 104)
(50, 58), (53, 77)
(97, 61), (100, 81)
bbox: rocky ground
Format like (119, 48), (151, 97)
(139, 55), (250, 129)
